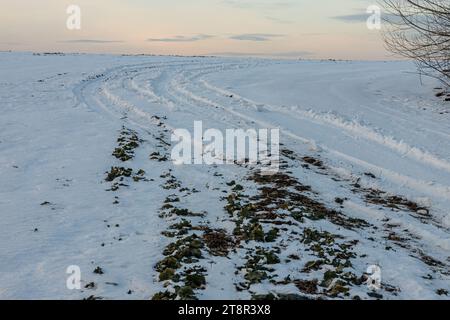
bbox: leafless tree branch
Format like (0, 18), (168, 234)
(381, 0), (450, 87)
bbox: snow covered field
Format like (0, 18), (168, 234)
(0, 52), (449, 300)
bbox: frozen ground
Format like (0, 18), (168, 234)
(0, 52), (449, 300)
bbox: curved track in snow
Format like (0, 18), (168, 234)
(71, 57), (450, 299)
(77, 59), (450, 207)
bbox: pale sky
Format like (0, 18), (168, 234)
(0, 0), (393, 60)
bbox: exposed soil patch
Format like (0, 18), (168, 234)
(354, 186), (432, 223)
(112, 127), (141, 162)
(294, 279), (319, 295)
(153, 232), (208, 300)
(248, 171), (369, 230)
(223, 151), (370, 298)
(105, 167), (147, 191)
(203, 229), (235, 257)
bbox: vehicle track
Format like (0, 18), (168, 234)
(72, 58), (450, 299)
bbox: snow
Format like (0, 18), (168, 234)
(0, 52), (449, 300)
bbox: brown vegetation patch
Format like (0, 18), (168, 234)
(203, 229), (235, 257)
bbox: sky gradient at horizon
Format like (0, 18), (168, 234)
(0, 0), (394, 60)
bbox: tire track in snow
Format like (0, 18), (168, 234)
(168, 66), (450, 202)
(76, 60), (450, 202)
(71, 57), (450, 299)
